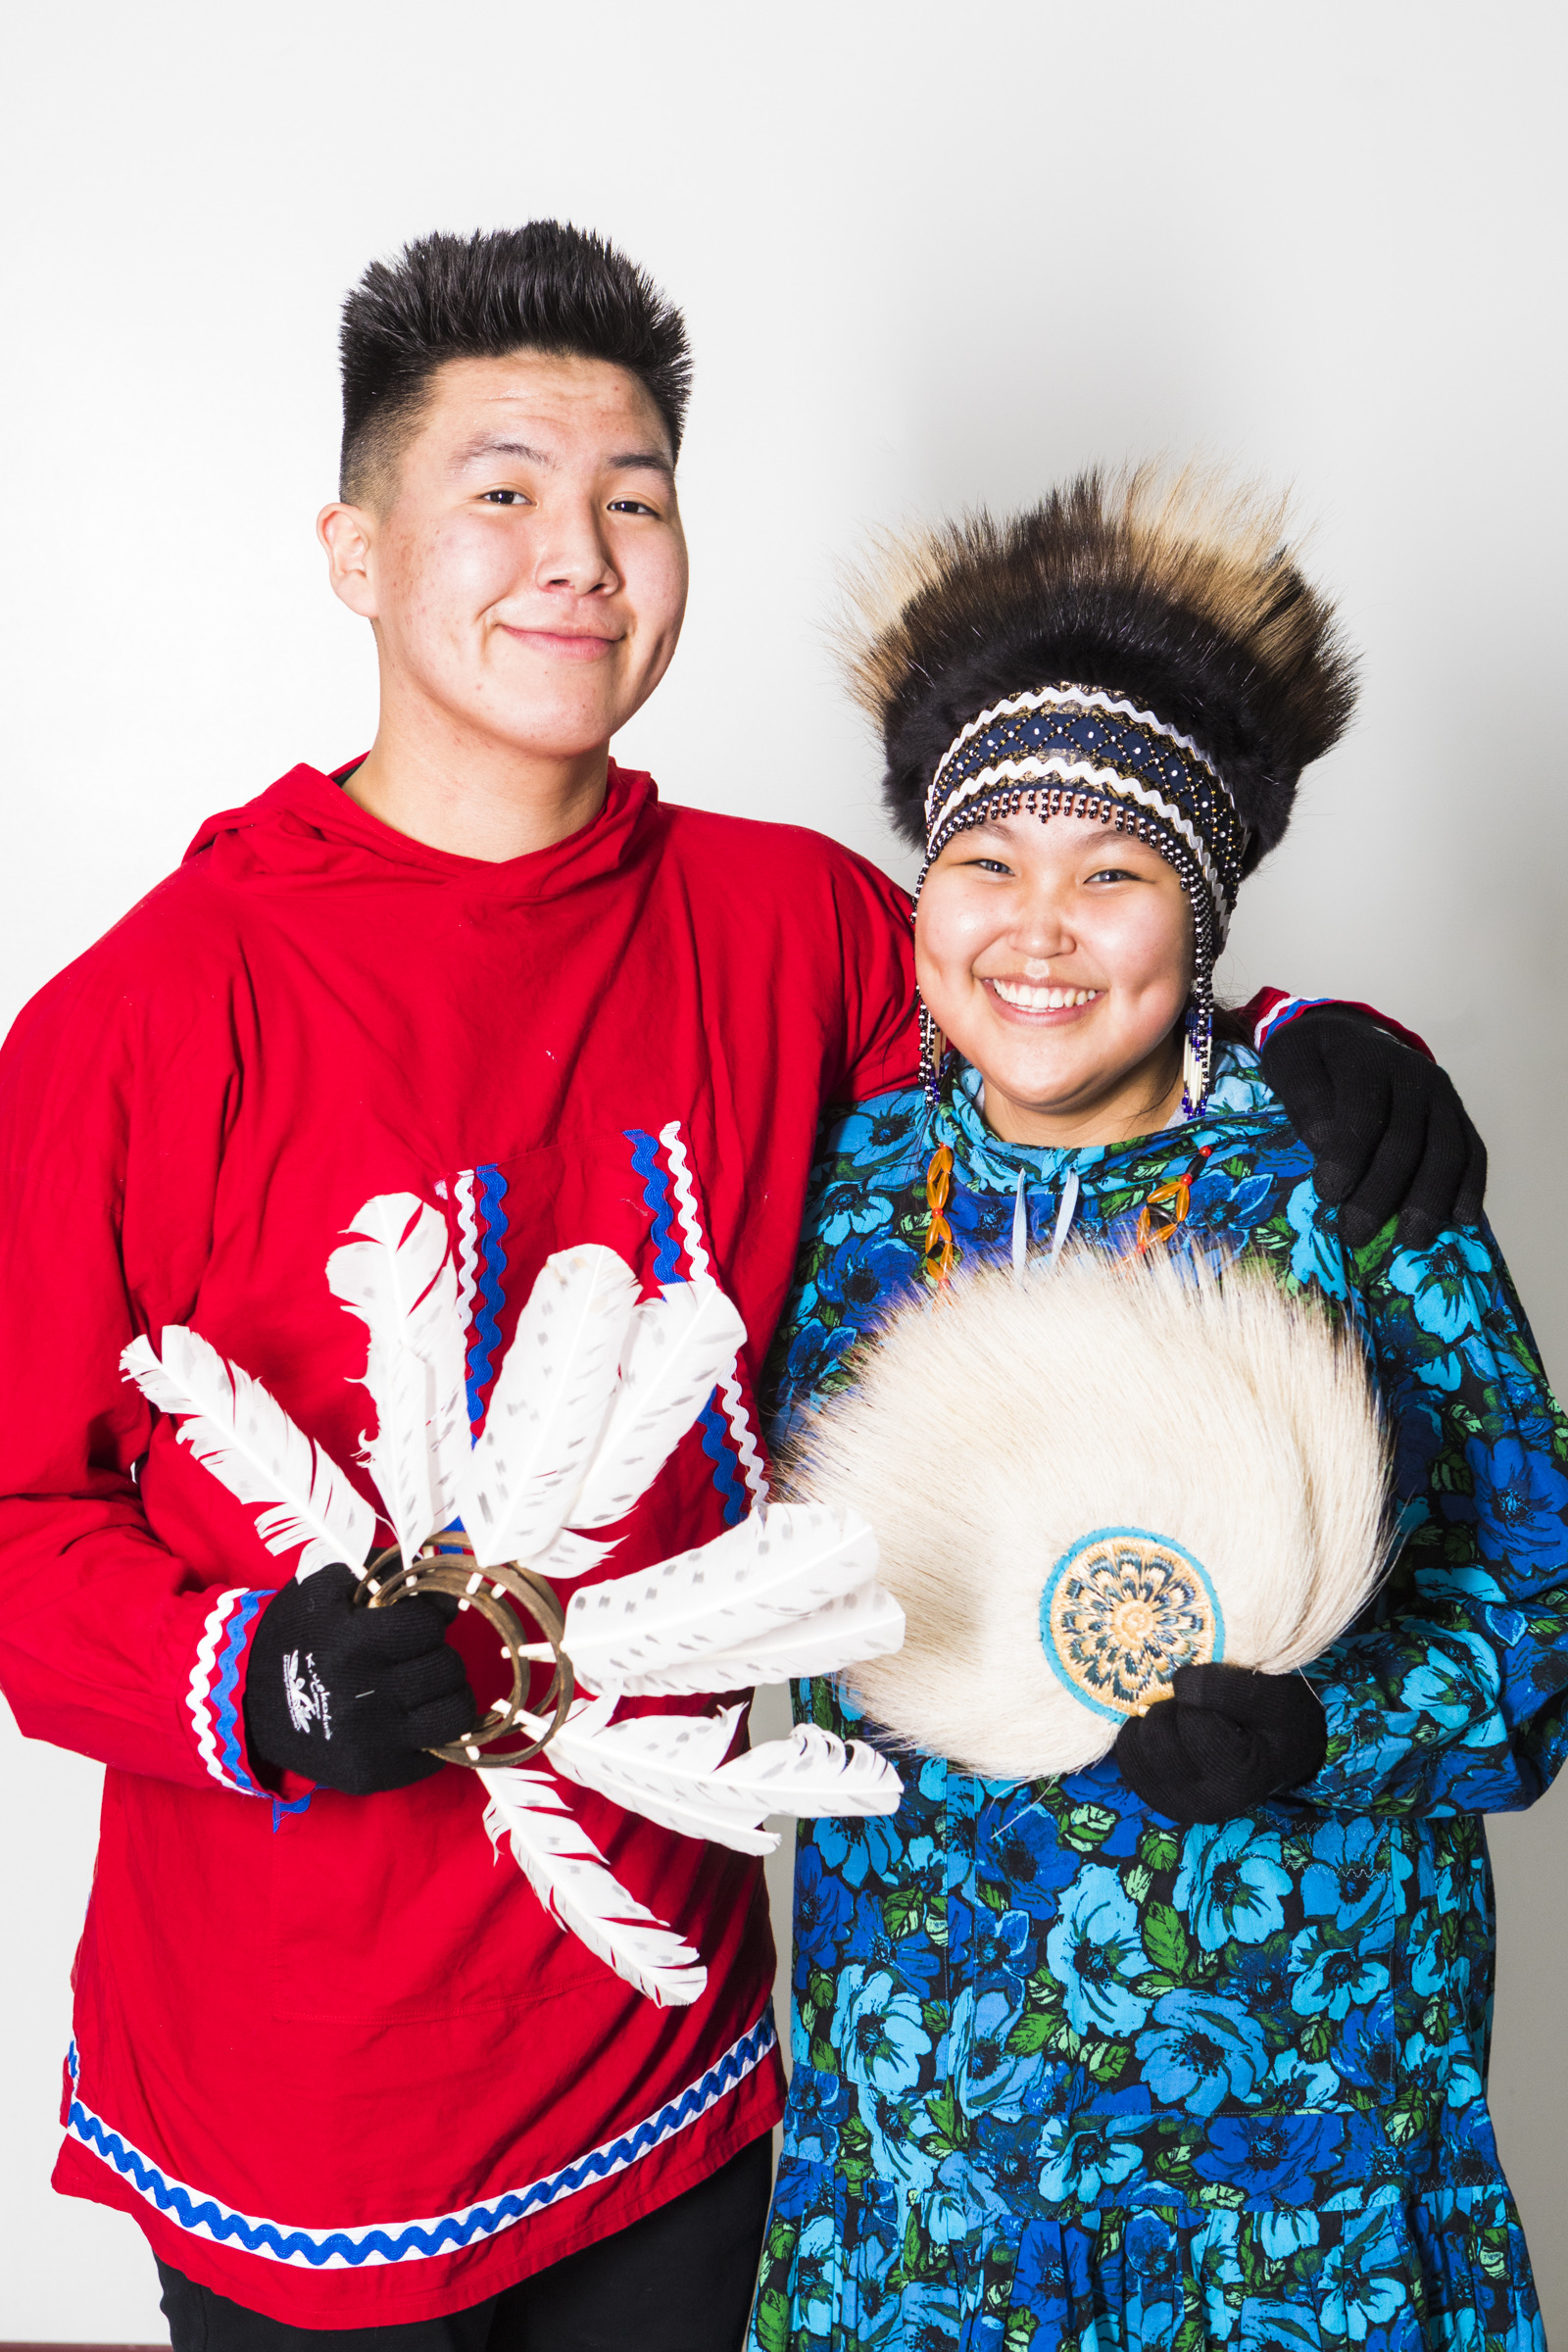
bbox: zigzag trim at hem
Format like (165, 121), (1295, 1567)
(64, 2009), (777, 2269)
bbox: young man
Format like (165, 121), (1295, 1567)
(0, 224), (1482, 2351)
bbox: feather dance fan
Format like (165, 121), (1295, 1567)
(122, 1193), (906, 2007)
(781, 1246), (1395, 1781)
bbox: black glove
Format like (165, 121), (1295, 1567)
(244, 1562), (476, 1794)
(1113, 1662), (1327, 1824)
(1258, 1005), (1486, 1250)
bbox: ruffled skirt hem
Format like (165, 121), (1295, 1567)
(750, 2156), (1544, 2352)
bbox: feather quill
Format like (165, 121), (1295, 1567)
(605, 1582), (907, 1697)
(325, 1194), (470, 1560)
(569, 1281), (748, 1530)
(122, 1327), (374, 1578)
(482, 1769), (707, 2006)
(560, 1504), (879, 1691)
(457, 1247), (639, 1567)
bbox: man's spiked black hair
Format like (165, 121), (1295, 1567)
(338, 222), (692, 504)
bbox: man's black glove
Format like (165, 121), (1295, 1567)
(244, 1562), (476, 1794)
(1113, 1663), (1327, 1825)
(1258, 1006), (1486, 1250)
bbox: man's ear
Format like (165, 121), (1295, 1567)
(318, 501), (379, 619)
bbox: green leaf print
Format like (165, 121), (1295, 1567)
(1061, 1803), (1117, 1851)
(1138, 1826), (1182, 1874)
(838, 2113), (876, 2191)
(1007, 2010), (1055, 2057)
(1143, 1901), (1190, 1977)
(924, 2085), (962, 2152)
(753, 2288), (789, 2352)
(883, 1882), (924, 1937)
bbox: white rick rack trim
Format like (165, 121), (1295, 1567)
(658, 1122), (712, 1280)
(188, 1589), (248, 1787)
(185, 1589), (267, 1797)
(452, 1169), (480, 1334)
(657, 1120), (769, 1506)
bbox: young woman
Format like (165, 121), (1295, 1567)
(749, 472), (1563, 2352)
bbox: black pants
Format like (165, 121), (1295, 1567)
(156, 2135), (773, 2352)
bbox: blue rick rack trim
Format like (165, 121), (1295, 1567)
(1251, 992), (1331, 1049)
(625, 1127), (749, 1521)
(465, 1164), (509, 1426)
(698, 1396), (749, 1526)
(624, 1129), (681, 1282)
(210, 1593), (266, 1797)
(64, 2008), (777, 2269)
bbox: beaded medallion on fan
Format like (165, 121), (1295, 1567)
(780, 1245), (1394, 1781)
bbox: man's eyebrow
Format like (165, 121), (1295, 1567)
(452, 435), (553, 470)
(450, 436), (674, 479)
(606, 450), (676, 478)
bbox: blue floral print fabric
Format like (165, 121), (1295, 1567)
(750, 1046), (1564, 2352)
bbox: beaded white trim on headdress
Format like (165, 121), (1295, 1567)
(925, 685), (1231, 825)
(924, 685), (1245, 928)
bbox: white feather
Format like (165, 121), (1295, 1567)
(532, 1528), (618, 1584)
(457, 1247), (639, 1567)
(607, 1582), (907, 1697)
(561, 1504), (879, 1692)
(325, 1194), (470, 1558)
(783, 1247), (1395, 1778)
(529, 1704), (903, 1850)
(712, 1721), (904, 1817)
(537, 1700), (777, 1852)
(482, 1769), (707, 2006)
(569, 1281), (748, 1530)
(358, 1338), (436, 1566)
(122, 1327), (374, 1579)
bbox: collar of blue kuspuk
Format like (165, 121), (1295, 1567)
(912, 683), (1249, 1118)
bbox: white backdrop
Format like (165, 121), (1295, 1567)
(2, 1), (1564, 2337)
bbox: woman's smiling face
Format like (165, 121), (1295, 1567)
(915, 808), (1196, 1147)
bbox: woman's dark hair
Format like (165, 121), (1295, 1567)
(338, 222), (691, 504)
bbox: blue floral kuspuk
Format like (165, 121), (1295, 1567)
(748, 1046), (1563, 2352)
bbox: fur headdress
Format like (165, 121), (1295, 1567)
(841, 466), (1357, 1108)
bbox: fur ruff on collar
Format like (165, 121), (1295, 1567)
(780, 1247), (1393, 1781)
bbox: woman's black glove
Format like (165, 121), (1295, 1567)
(244, 1562), (476, 1793)
(1113, 1663), (1327, 1825)
(1258, 1006), (1486, 1250)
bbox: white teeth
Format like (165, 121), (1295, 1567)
(989, 980), (1103, 1011)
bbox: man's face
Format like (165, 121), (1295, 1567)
(324, 352), (689, 762)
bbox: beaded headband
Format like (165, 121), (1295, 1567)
(914, 683), (1250, 1117)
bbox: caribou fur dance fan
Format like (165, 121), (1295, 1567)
(781, 1247), (1395, 1781)
(122, 1195), (906, 2007)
